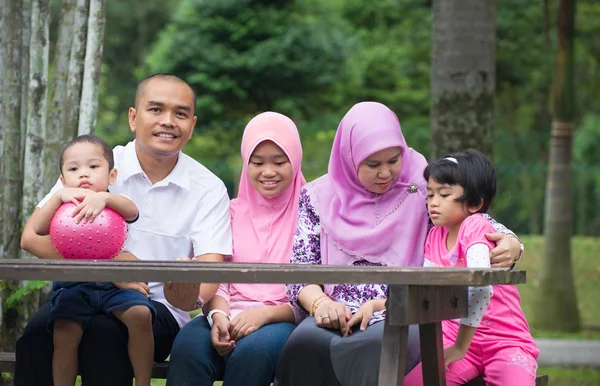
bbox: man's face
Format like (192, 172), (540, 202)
(128, 78), (197, 159)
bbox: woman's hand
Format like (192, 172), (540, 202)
(486, 233), (520, 268)
(229, 307), (269, 341)
(314, 300), (351, 334)
(211, 314), (235, 357)
(343, 300), (377, 337)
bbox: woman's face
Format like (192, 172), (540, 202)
(248, 140), (294, 197)
(357, 147), (403, 194)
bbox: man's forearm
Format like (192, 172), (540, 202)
(21, 208), (63, 259)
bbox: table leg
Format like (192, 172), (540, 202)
(419, 321), (446, 386)
(378, 316), (409, 386)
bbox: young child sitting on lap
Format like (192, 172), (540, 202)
(33, 135), (155, 386)
(404, 149), (539, 386)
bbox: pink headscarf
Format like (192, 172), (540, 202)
(229, 112), (306, 303)
(308, 102), (429, 267)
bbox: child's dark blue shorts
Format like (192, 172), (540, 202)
(47, 281), (156, 331)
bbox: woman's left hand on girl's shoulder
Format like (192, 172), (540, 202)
(229, 307), (269, 341)
(486, 232), (520, 268)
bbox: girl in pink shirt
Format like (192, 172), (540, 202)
(167, 112), (306, 386)
(404, 150), (539, 386)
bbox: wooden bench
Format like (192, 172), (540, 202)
(0, 259), (539, 385)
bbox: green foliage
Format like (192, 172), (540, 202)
(93, 0), (600, 234)
(2, 281), (46, 309)
(144, 0), (353, 123)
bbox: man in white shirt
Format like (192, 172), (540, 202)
(16, 73), (233, 386)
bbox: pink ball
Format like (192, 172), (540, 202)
(49, 202), (128, 260)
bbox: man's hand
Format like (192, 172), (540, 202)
(114, 281), (150, 297)
(229, 307), (269, 341)
(164, 257), (201, 311)
(211, 314), (235, 357)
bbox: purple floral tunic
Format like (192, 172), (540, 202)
(286, 187), (516, 325)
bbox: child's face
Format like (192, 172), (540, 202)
(426, 177), (477, 228)
(60, 142), (116, 192)
(357, 147), (402, 194)
(247, 140), (294, 197)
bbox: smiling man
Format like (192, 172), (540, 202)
(17, 73), (233, 386)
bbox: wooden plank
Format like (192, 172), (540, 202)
(0, 259), (526, 286)
(419, 322), (446, 386)
(386, 285), (468, 326)
(0, 352), (15, 373)
(378, 317), (409, 386)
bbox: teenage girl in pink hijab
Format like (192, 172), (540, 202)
(275, 102), (522, 386)
(167, 112), (306, 386)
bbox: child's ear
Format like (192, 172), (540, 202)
(469, 198), (484, 214)
(59, 175), (65, 186)
(108, 168), (118, 186)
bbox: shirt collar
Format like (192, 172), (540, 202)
(121, 140), (191, 191)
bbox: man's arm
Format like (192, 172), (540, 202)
(21, 209), (64, 259)
(163, 252), (225, 311)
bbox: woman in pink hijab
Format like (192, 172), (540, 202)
(275, 102), (522, 386)
(167, 112), (306, 386)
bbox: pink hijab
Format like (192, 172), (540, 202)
(229, 112), (306, 303)
(308, 102), (429, 267)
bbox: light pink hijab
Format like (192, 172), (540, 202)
(229, 112), (306, 303)
(308, 102), (429, 267)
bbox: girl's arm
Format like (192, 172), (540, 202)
(451, 244), (492, 355)
(263, 304), (296, 324)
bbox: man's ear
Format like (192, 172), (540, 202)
(128, 107), (137, 134)
(108, 168), (118, 186)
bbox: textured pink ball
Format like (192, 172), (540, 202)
(49, 203), (127, 260)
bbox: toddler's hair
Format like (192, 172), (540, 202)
(59, 135), (114, 174)
(424, 149), (496, 213)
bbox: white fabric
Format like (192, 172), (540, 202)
(462, 243), (493, 327)
(38, 140), (233, 327)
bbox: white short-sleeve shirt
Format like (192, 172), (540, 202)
(39, 140), (233, 327)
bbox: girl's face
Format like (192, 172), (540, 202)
(426, 177), (478, 228)
(248, 140), (294, 197)
(357, 147), (402, 194)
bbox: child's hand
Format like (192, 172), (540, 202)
(58, 188), (89, 206)
(343, 300), (376, 337)
(443, 344), (467, 370)
(73, 191), (108, 224)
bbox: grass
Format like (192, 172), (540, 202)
(538, 367), (600, 386)
(517, 235), (600, 339)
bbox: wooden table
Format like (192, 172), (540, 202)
(0, 259), (525, 385)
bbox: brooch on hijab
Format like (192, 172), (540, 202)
(408, 183), (418, 193)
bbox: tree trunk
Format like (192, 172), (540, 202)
(65, 0), (89, 140)
(44, 0), (77, 192)
(19, 0), (32, 172)
(533, 0), (580, 332)
(430, 0), (496, 159)
(2, 0), (24, 261)
(78, 0), (106, 136)
(0, 0), (6, 259)
(22, 0), (50, 228)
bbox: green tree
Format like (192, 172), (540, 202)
(144, 0), (352, 123)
